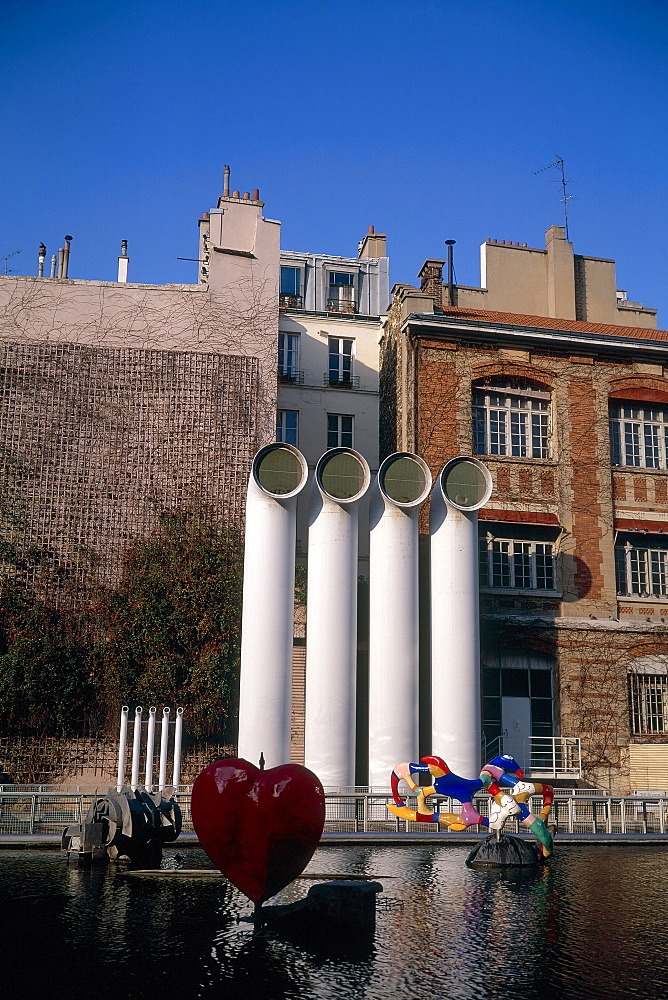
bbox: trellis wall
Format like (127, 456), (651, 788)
(0, 340), (262, 604)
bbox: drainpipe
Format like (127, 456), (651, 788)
(116, 706), (129, 792)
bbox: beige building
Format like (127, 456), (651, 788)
(0, 183), (279, 602)
(276, 229), (389, 563)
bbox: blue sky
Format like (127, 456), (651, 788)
(2, 0), (667, 323)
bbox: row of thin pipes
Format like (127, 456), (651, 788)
(116, 706), (184, 793)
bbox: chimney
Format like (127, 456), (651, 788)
(358, 226), (387, 259)
(38, 243), (46, 278)
(60, 235), (73, 278)
(418, 259), (445, 309)
(117, 239), (129, 283)
(223, 165), (230, 197)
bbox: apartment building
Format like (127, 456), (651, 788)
(381, 225), (668, 791)
(275, 228), (389, 561)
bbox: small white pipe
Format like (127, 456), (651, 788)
(145, 706), (157, 792)
(130, 707), (143, 790)
(172, 707), (184, 789)
(305, 448), (370, 788)
(158, 707), (171, 792)
(430, 457), (492, 779)
(238, 444), (309, 769)
(368, 453), (432, 786)
(116, 705), (129, 792)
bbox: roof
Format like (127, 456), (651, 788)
(430, 306), (668, 343)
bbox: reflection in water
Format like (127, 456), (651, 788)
(1, 845), (668, 999)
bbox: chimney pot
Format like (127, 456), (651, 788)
(368, 225), (375, 234)
(232, 190), (240, 198)
(243, 192), (250, 200)
(253, 189), (260, 200)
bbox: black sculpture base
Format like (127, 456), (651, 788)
(466, 834), (542, 867)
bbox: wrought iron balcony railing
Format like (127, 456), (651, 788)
(326, 298), (357, 314)
(279, 293), (304, 309)
(278, 369), (304, 385)
(324, 373), (360, 389)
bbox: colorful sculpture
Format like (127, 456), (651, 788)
(387, 754), (555, 857)
(191, 758), (326, 903)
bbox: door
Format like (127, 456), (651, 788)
(502, 696), (532, 769)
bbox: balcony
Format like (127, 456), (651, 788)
(327, 298), (357, 314)
(278, 369), (304, 385)
(324, 373), (360, 389)
(279, 293), (303, 309)
(483, 735), (582, 779)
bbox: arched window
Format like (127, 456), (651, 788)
(473, 378), (551, 460)
(610, 401), (668, 469)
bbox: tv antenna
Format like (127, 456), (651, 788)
(1, 249), (21, 275)
(535, 156), (572, 240)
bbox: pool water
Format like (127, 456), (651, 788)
(1, 844), (667, 1000)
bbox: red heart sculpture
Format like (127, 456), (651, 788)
(191, 758), (326, 903)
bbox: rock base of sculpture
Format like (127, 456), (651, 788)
(466, 834), (542, 867)
(257, 879), (382, 954)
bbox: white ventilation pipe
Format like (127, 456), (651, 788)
(172, 707), (184, 788)
(430, 457), (492, 779)
(144, 706), (157, 792)
(158, 707), (171, 792)
(130, 706), (143, 790)
(237, 443), (309, 768)
(116, 705), (129, 792)
(305, 448), (371, 788)
(368, 453), (432, 787)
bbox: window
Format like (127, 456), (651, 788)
(615, 536), (668, 597)
(482, 653), (554, 748)
(327, 272), (356, 313)
(328, 337), (354, 386)
(628, 660), (668, 735)
(278, 332), (300, 379)
(276, 410), (298, 446)
(327, 414), (353, 449)
(479, 537), (556, 590)
(279, 267), (302, 307)
(610, 403), (668, 469)
(473, 379), (551, 459)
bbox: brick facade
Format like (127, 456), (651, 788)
(381, 292), (668, 789)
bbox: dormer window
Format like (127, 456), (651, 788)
(280, 266), (303, 308)
(327, 272), (356, 314)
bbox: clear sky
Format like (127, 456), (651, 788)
(2, 0), (667, 324)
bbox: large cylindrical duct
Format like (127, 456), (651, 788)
(368, 452), (432, 787)
(237, 443), (309, 769)
(304, 448), (371, 788)
(430, 456), (492, 779)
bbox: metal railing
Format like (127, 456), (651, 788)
(278, 293), (303, 309)
(278, 368), (305, 384)
(326, 299), (357, 314)
(1, 788), (665, 837)
(483, 736), (582, 778)
(323, 373), (360, 389)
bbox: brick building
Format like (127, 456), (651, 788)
(381, 226), (668, 791)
